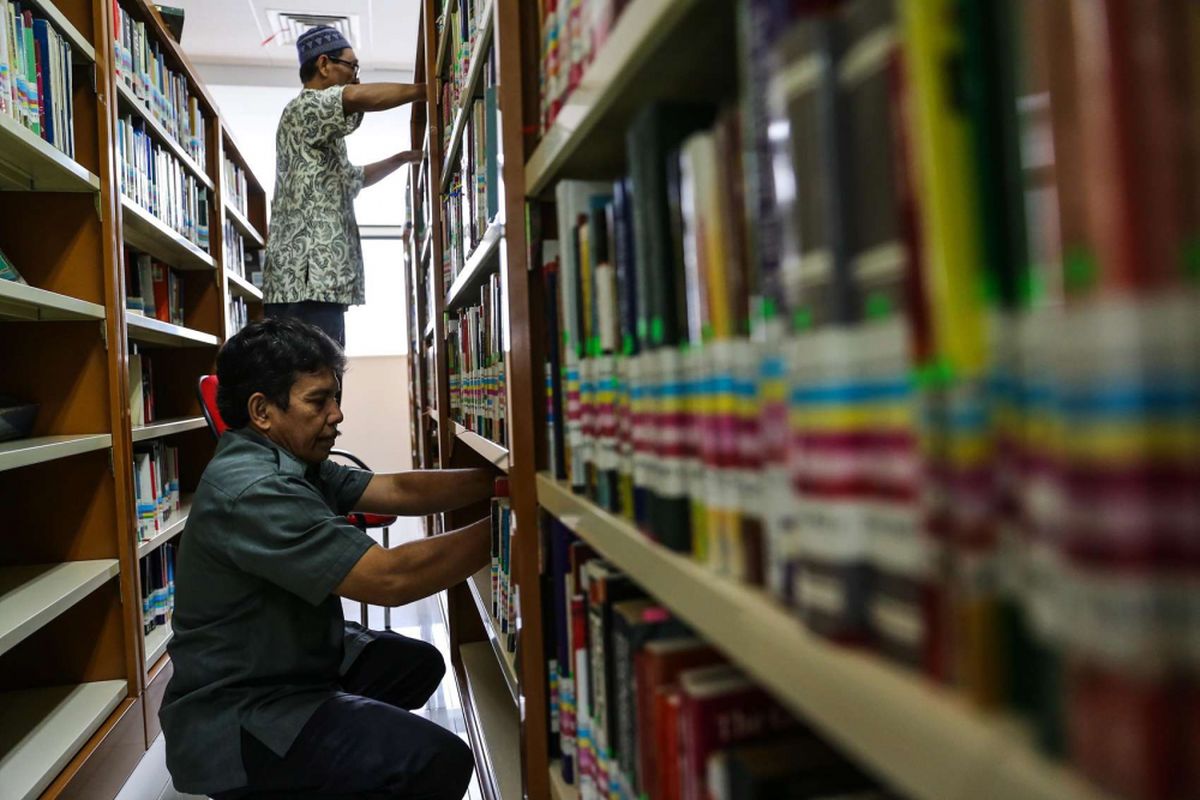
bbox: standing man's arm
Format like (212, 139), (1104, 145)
(355, 468), (495, 516)
(342, 82), (427, 114)
(363, 150), (423, 187)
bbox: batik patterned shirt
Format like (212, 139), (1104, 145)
(264, 85), (366, 306)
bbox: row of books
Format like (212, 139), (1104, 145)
(440, 52), (499, 287)
(543, 518), (891, 800)
(447, 271), (506, 446)
(439, 0), (490, 124)
(489, 480), (516, 657)
(536, 2), (1200, 798)
(227, 295), (249, 336)
(225, 219), (265, 281)
(118, 113), (211, 252)
(536, 0), (627, 135)
(0, 2), (75, 157)
(125, 249), (184, 324)
(113, 1), (206, 166)
(223, 156), (248, 215)
(140, 542), (175, 638)
(128, 347), (155, 427)
(133, 442), (180, 544)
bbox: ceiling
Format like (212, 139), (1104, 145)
(165, 0), (421, 85)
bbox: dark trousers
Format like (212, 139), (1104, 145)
(265, 301), (347, 348)
(212, 632), (474, 800)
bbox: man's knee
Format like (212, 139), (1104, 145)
(431, 734), (474, 800)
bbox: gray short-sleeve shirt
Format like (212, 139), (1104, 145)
(160, 429), (375, 794)
(264, 84), (367, 306)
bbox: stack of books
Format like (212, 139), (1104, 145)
(117, 112), (211, 251)
(543, 518), (889, 800)
(0, 2), (75, 157)
(440, 50), (498, 287)
(133, 442), (180, 543)
(447, 270), (505, 446)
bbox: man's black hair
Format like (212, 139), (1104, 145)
(216, 316), (347, 429)
(299, 48), (347, 83)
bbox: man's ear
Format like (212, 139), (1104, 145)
(247, 392), (272, 430)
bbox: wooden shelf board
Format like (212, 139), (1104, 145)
(445, 223), (503, 312)
(143, 624), (173, 672)
(121, 196), (217, 272)
(132, 415), (207, 442)
(453, 422), (509, 472)
(424, 318), (435, 340)
(425, 408), (439, 424)
(0, 560), (120, 657)
(0, 112), (100, 193)
(458, 641), (522, 800)
(0, 280), (105, 322)
(466, 568), (519, 706)
(115, 81), (214, 192)
(126, 313), (220, 348)
(524, 0), (734, 197)
(225, 270), (263, 303)
(0, 434), (111, 473)
(535, 473), (1114, 800)
(0, 680), (126, 800)
(137, 497), (192, 559)
(22, 0), (96, 62)
(224, 202), (266, 249)
(548, 761), (577, 800)
(439, 0), (495, 192)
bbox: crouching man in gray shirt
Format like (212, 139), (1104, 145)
(161, 317), (491, 799)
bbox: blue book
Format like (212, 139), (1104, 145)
(32, 20), (54, 147)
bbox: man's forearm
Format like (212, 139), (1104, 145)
(342, 82), (426, 114)
(388, 516), (490, 605)
(362, 468), (494, 515)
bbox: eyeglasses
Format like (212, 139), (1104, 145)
(326, 56), (360, 77)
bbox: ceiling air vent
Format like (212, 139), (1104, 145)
(264, 11), (361, 47)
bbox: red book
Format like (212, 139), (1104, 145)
(151, 263), (171, 323)
(633, 638), (723, 800)
(676, 665), (799, 800)
(657, 686), (683, 800)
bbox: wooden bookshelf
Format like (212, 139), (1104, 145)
(0, 280), (107, 322)
(536, 474), (1113, 800)
(0, 681), (127, 800)
(0, 561), (121, 656)
(126, 314), (221, 348)
(445, 222), (504, 311)
(406, 0), (547, 795)
(0, 1), (273, 791)
(143, 624), (172, 672)
(0, 112), (102, 193)
(523, 0), (732, 197)
(131, 416), (208, 442)
(225, 270), (264, 302)
(224, 202), (266, 250)
(457, 642), (522, 800)
(0, 435), (112, 473)
(548, 762), (576, 800)
(440, 0), (495, 192)
(466, 568), (519, 704)
(453, 422), (509, 472)
(119, 196), (217, 272)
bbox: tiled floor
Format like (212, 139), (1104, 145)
(115, 518), (483, 800)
